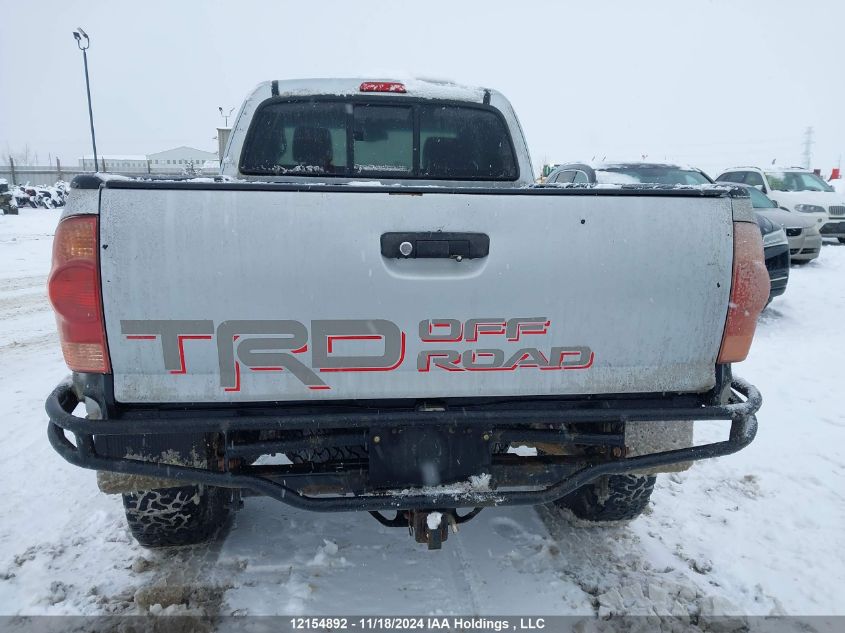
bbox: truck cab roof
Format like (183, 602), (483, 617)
(254, 77), (493, 103)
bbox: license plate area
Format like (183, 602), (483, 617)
(368, 425), (493, 489)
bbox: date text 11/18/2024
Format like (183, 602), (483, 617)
(289, 617), (547, 631)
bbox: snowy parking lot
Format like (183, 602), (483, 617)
(0, 209), (843, 623)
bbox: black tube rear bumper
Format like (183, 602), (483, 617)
(46, 378), (761, 512)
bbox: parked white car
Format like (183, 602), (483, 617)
(715, 167), (845, 242)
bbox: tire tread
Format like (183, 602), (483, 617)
(554, 474), (656, 522)
(122, 485), (229, 547)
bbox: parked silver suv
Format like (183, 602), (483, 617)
(730, 183), (821, 263)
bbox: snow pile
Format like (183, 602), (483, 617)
(426, 512), (443, 530)
(398, 76), (486, 102)
(9, 181), (69, 209)
(384, 472), (495, 503)
(596, 171), (640, 184)
(540, 181), (732, 192)
(307, 540), (349, 569)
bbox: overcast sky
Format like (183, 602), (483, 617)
(1, 0), (842, 177)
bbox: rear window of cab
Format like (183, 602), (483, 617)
(239, 98), (518, 181)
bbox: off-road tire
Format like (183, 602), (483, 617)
(122, 484), (230, 547)
(553, 474), (656, 522)
(838, 238), (845, 244)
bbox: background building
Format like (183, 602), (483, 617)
(80, 155), (147, 171)
(147, 146), (219, 168)
(76, 146), (219, 174)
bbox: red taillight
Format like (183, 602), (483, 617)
(359, 81), (406, 93)
(48, 215), (110, 373)
(717, 222), (770, 363)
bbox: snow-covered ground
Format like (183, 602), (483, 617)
(0, 209), (843, 624)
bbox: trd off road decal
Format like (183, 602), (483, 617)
(120, 318), (593, 392)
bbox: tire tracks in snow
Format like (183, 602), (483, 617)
(128, 521), (234, 616)
(535, 502), (778, 627)
(0, 274), (54, 354)
(0, 274), (47, 294)
(0, 291), (50, 321)
(447, 531), (482, 614)
(0, 332), (58, 358)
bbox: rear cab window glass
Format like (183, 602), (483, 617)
(240, 102), (348, 175)
(240, 98), (518, 181)
(419, 105), (516, 180)
(353, 105), (413, 175)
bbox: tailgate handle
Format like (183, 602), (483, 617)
(381, 232), (489, 260)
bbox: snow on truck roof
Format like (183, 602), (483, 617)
(252, 77), (490, 103)
(724, 166), (814, 173)
(552, 161), (709, 173)
(595, 161), (706, 172)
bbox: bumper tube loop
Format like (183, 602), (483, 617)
(46, 379), (760, 512)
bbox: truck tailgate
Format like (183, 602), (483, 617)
(99, 186), (733, 403)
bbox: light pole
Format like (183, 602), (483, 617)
(219, 106), (234, 127)
(73, 28), (98, 171)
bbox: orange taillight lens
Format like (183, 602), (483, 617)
(47, 216), (110, 373)
(717, 221), (770, 363)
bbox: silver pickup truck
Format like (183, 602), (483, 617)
(46, 78), (768, 550)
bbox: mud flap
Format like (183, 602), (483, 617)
(95, 436), (217, 494)
(625, 420), (694, 474)
(97, 470), (185, 494)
